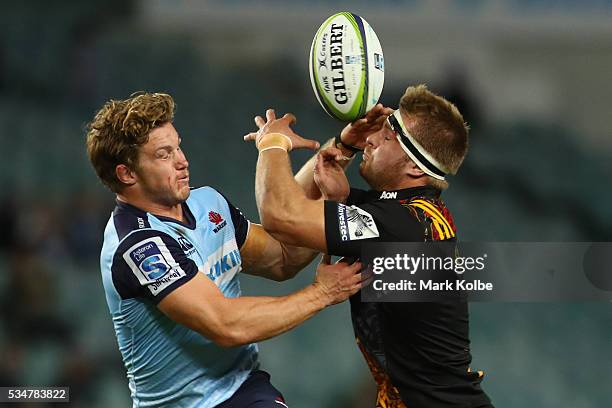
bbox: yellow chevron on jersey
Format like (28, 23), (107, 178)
(411, 199), (454, 238)
(404, 197), (456, 240)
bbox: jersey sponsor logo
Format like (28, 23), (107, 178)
(137, 217), (146, 229)
(123, 236), (186, 296)
(141, 254), (170, 279)
(209, 211), (227, 233)
(207, 249), (241, 282)
(379, 191), (397, 199)
(209, 211), (223, 224)
(201, 238), (242, 287)
(338, 204), (380, 241)
(337, 204), (349, 241)
(177, 236), (194, 251)
(129, 241), (170, 280)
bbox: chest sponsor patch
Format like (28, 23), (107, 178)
(337, 204), (380, 241)
(209, 211), (227, 233)
(123, 236), (186, 296)
(202, 238), (242, 289)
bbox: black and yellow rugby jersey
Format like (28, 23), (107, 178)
(324, 186), (493, 408)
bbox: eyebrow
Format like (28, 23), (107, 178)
(153, 145), (174, 155)
(153, 137), (181, 152)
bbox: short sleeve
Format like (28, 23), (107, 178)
(218, 192), (250, 249)
(345, 188), (369, 205)
(111, 230), (199, 304)
(324, 201), (382, 258)
(324, 200), (424, 258)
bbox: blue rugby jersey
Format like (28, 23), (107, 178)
(99, 187), (259, 408)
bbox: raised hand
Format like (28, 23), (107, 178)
(243, 108), (320, 151)
(339, 104), (395, 150)
(313, 147), (350, 203)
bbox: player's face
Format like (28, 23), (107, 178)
(134, 122), (190, 207)
(359, 119), (409, 190)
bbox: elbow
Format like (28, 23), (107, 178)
(260, 201), (315, 248)
(193, 311), (251, 348)
(209, 326), (251, 348)
(268, 266), (299, 282)
(259, 207), (296, 244)
(259, 205), (289, 234)
(258, 192), (309, 246)
(278, 266), (300, 281)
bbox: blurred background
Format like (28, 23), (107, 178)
(0, 0), (611, 407)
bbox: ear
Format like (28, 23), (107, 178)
(116, 164), (138, 187)
(404, 158), (425, 178)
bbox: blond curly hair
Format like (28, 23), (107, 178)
(86, 92), (175, 192)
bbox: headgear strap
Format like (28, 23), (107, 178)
(387, 110), (447, 180)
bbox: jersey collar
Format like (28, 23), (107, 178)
(115, 199), (197, 230)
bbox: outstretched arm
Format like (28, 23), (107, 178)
(159, 256), (362, 347)
(256, 146), (328, 251)
(250, 112), (349, 251)
(248, 107), (393, 252)
(240, 110), (323, 279)
(245, 105), (393, 200)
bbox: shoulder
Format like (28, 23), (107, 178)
(188, 185), (225, 203)
(400, 196), (456, 241)
(187, 186), (233, 211)
(346, 188), (370, 205)
(111, 228), (198, 301)
(325, 199), (422, 243)
(111, 201), (151, 241)
(116, 228), (179, 254)
(112, 228), (184, 278)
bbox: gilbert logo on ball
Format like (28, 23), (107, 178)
(309, 12), (385, 122)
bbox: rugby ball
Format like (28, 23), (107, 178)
(309, 12), (385, 122)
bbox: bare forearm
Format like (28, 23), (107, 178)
(254, 134), (328, 251)
(223, 283), (327, 345)
(256, 149), (307, 223)
(278, 243), (318, 279)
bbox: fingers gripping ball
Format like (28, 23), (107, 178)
(309, 12), (385, 122)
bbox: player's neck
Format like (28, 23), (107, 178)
(117, 193), (185, 223)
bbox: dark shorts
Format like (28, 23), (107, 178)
(216, 370), (288, 408)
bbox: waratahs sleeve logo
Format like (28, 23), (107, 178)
(208, 210), (227, 233)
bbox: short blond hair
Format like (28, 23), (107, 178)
(86, 92), (175, 192)
(400, 85), (469, 188)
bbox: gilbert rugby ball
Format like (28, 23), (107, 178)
(309, 12), (384, 122)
